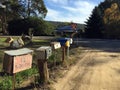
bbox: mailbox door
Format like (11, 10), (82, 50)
(51, 42), (61, 50)
(54, 43), (61, 49)
(46, 48), (52, 59)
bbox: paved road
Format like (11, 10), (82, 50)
(53, 39), (120, 90)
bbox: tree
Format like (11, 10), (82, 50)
(0, 0), (47, 35)
(103, 3), (120, 24)
(8, 17), (55, 36)
(19, 0), (47, 18)
(85, 0), (120, 39)
(103, 3), (120, 38)
(85, 7), (104, 38)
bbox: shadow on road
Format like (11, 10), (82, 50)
(74, 39), (120, 53)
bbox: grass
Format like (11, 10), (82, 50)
(0, 36), (80, 90)
(0, 37), (50, 89)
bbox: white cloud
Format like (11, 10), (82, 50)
(50, 0), (68, 5)
(45, 0), (103, 24)
(45, 8), (60, 20)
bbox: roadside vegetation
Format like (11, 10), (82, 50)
(0, 37), (81, 90)
(1, 0), (120, 89)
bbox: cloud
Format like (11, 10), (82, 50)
(46, 8), (60, 20)
(44, 0), (103, 24)
(50, 0), (68, 5)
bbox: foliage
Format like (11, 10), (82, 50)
(0, 66), (38, 90)
(0, 0), (47, 34)
(85, 0), (120, 39)
(104, 21), (120, 39)
(48, 49), (62, 63)
(16, 65), (38, 86)
(0, 0), (47, 19)
(85, 7), (104, 38)
(44, 21), (56, 36)
(103, 3), (120, 24)
(8, 17), (55, 35)
(19, 0), (47, 18)
(0, 75), (12, 90)
(57, 22), (70, 28)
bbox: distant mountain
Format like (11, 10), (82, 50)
(46, 21), (85, 30)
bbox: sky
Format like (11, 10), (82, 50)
(44, 0), (104, 24)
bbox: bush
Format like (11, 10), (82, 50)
(8, 17), (55, 36)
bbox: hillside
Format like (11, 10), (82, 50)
(47, 21), (85, 30)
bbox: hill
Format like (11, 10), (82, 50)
(46, 21), (85, 30)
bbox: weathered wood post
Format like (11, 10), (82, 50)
(62, 46), (65, 63)
(58, 38), (67, 64)
(65, 40), (70, 58)
(3, 48), (33, 90)
(36, 46), (52, 84)
(37, 59), (49, 83)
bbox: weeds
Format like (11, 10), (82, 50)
(0, 75), (12, 90)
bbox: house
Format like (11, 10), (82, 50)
(55, 23), (78, 37)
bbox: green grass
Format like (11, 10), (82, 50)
(0, 37), (79, 90)
(0, 37), (51, 89)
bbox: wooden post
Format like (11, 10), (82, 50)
(37, 59), (49, 84)
(53, 49), (56, 67)
(66, 47), (69, 58)
(12, 74), (16, 90)
(62, 46), (65, 64)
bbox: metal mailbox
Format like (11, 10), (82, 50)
(65, 38), (73, 44)
(58, 38), (70, 47)
(36, 46), (52, 60)
(57, 38), (67, 46)
(3, 48), (33, 74)
(51, 42), (61, 50)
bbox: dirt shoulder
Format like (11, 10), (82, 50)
(52, 40), (120, 90)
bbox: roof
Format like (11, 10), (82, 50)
(4, 48), (33, 56)
(55, 25), (77, 32)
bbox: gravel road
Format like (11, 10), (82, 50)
(53, 39), (120, 90)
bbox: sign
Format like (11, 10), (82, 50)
(13, 54), (32, 73)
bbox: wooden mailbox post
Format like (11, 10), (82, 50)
(3, 48), (33, 90)
(36, 46), (52, 84)
(58, 38), (71, 63)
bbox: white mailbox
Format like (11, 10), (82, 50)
(51, 42), (61, 50)
(36, 46), (52, 60)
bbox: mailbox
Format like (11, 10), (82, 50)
(36, 46), (52, 60)
(65, 40), (70, 47)
(65, 38), (73, 44)
(58, 38), (70, 47)
(3, 48), (33, 74)
(51, 42), (61, 50)
(57, 38), (67, 46)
